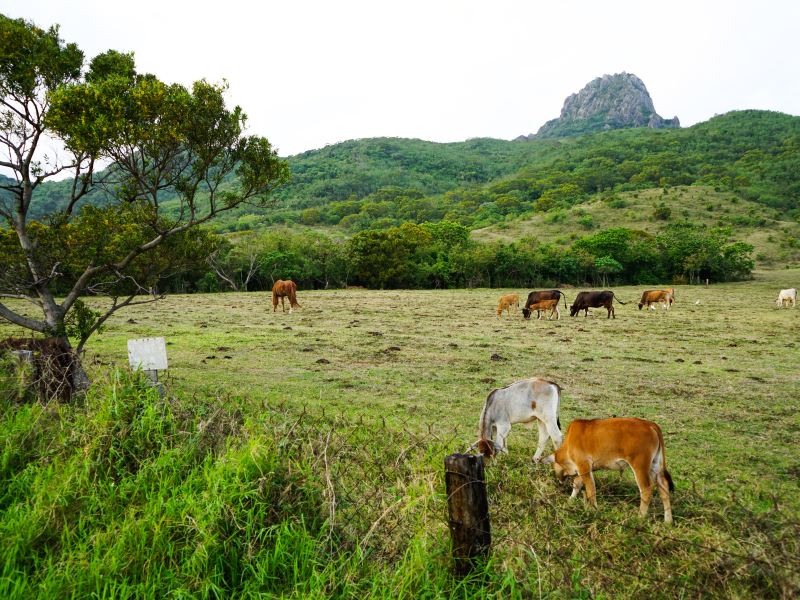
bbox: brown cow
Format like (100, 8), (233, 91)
(522, 290), (568, 319)
(527, 298), (560, 320)
(638, 288), (675, 310)
(496, 293), (520, 319)
(542, 417), (674, 523)
(272, 279), (301, 313)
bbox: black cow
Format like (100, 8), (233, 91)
(569, 291), (626, 319)
(522, 290), (568, 320)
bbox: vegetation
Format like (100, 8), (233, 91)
(0, 14), (288, 358)
(1, 270), (798, 597)
(181, 220), (755, 292)
(172, 109), (800, 233)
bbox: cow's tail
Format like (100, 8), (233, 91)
(476, 390), (497, 458)
(656, 425), (675, 492)
(612, 292), (627, 305)
(558, 290), (569, 308)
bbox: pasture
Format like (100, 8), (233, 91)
(1, 269), (799, 597)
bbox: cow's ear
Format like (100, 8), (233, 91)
(541, 454), (555, 464)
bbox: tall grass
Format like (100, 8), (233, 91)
(0, 371), (507, 599)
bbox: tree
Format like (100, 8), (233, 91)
(0, 16), (289, 387)
(594, 256), (623, 287)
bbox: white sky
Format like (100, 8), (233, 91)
(5, 0), (800, 157)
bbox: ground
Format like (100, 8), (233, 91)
(1, 269), (798, 596)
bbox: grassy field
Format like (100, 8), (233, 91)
(1, 269), (799, 597)
(473, 186), (800, 268)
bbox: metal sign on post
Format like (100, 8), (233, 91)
(127, 337), (168, 395)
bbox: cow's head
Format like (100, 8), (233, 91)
(541, 452), (574, 481)
(569, 305), (579, 317)
(522, 307), (532, 319)
(476, 438), (496, 458)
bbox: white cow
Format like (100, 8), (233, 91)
(776, 288), (797, 308)
(470, 378), (563, 461)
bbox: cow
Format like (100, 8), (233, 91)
(542, 417), (674, 523)
(527, 298), (560, 320)
(496, 293), (520, 319)
(569, 290), (626, 318)
(638, 288), (675, 310)
(776, 288), (797, 308)
(522, 290), (568, 320)
(469, 378), (563, 462)
(272, 279), (300, 313)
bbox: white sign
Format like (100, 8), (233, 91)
(128, 337), (169, 371)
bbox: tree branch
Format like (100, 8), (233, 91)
(0, 302), (48, 332)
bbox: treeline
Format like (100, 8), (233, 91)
(185, 221), (753, 293)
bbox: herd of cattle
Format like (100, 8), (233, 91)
(497, 286), (797, 319)
(469, 377), (676, 522)
(483, 286), (795, 522)
(266, 279), (795, 522)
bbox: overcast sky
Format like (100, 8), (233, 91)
(6, 0), (800, 157)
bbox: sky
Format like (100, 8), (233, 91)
(5, 0), (800, 157)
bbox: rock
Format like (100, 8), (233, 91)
(521, 73), (680, 140)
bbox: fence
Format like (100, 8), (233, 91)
(3, 364), (798, 598)
(241, 402), (800, 597)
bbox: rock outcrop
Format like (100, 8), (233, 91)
(517, 73), (679, 140)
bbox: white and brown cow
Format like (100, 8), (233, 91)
(638, 288), (675, 310)
(776, 288), (797, 308)
(470, 378), (563, 462)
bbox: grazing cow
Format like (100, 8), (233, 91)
(496, 293), (520, 319)
(272, 279), (301, 313)
(522, 290), (568, 320)
(638, 288), (675, 310)
(569, 290), (626, 318)
(527, 298), (560, 320)
(776, 288), (797, 308)
(470, 378), (563, 462)
(542, 417), (674, 523)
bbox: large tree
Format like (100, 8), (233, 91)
(0, 15), (289, 386)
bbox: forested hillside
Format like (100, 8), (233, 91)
(21, 109), (800, 232)
(199, 109), (799, 233)
(9, 109), (800, 291)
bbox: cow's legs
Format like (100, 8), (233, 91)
(544, 416), (563, 450)
(631, 458), (654, 518)
(571, 475), (584, 499)
(578, 464), (597, 508)
(655, 469), (673, 524)
(533, 420), (549, 461)
(494, 422), (511, 454)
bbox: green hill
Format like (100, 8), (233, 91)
(20, 110), (800, 266)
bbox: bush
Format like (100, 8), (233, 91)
(653, 203), (671, 220)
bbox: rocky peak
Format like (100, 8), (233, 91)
(518, 72), (680, 140)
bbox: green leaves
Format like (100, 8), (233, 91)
(0, 15), (83, 97)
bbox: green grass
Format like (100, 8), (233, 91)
(1, 269), (799, 597)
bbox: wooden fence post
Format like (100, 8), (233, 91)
(444, 453), (491, 575)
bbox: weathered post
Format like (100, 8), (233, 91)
(444, 453), (491, 575)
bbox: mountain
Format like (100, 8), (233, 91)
(516, 72), (680, 141)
